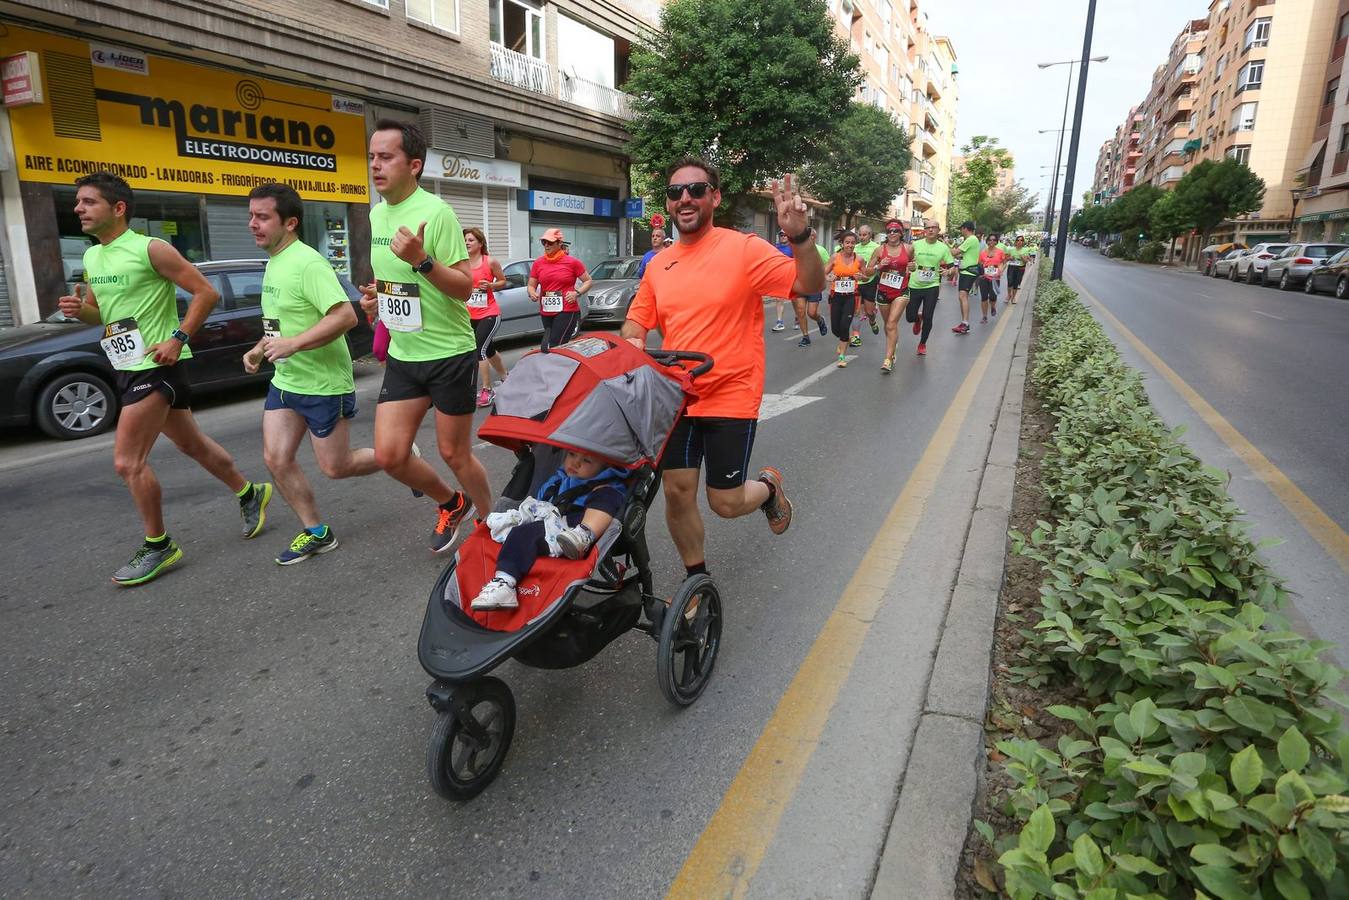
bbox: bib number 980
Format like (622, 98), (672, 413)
(377, 280), (423, 332)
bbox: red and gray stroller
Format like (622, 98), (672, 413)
(417, 334), (719, 800)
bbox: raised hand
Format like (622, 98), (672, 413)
(58, 283), (87, 320)
(773, 174), (809, 241)
(391, 221), (428, 265)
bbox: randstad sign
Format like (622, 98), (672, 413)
(3, 25), (368, 202)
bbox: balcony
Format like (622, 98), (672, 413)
(490, 43), (551, 95)
(916, 128), (938, 157)
(559, 72), (630, 118)
(919, 175), (935, 200)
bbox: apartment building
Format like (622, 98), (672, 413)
(1296, 1), (1349, 240)
(1093, 139), (1118, 202)
(0, 0), (656, 326)
(992, 153), (1016, 194)
(1135, 20), (1208, 191)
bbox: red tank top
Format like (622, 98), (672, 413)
(875, 242), (911, 296)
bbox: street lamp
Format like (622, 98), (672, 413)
(1039, 54), (1110, 259)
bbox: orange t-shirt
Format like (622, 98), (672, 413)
(627, 227), (797, 419)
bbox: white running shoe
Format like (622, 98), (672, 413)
(471, 577), (519, 610)
(771, 320), (786, 332)
(556, 524), (596, 560)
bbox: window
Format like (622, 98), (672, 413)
(362, 0), (389, 6)
(490, 0), (544, 58)
(1340, 124), (1349, 153)
(224, 270), (265, 310)
(1340, 13), (1349, 41)
(1236, 60), (1263, 92)
(1215, 53), (1228, 77)
(1209, 93), (1217, 115)
(1231, 101), (1257, 132)
(1243, 17), (1270, 50)
(407, 0), (457, 32)
(1227, 144), (1250, 164)
(1326, 77), (1341, 108)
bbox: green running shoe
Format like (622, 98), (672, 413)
(112, 541), (183, 587)
(275, 527), (339, 566)
(240, 482), (273, 539)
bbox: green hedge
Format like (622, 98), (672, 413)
(981, 266), (1349, 900)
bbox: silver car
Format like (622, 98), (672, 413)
(1232, 242), (1290, 284)
(494, 258), (590, 341)
(582, 256), (643, 326)
(1262, 243), (1349, 290)
(1212, 248), (1246, 279)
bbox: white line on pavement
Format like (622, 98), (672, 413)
(1253, 310), (1284, 321)
(781, 357), (859, 396)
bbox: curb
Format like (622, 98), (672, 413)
(870, 273), (1036, 900)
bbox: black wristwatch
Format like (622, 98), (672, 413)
(171, 328), (190, 343)
(414, 257), (435, 275)
(787, 226), (812, 246)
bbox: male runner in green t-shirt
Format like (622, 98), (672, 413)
(358, 119), (492, 552)
(241, 183), (380, 566)
(57, 172), (272, 586)
(852, 224), (881, 346)
(905, 219), (960, 357)
(952, 220), (981, 335)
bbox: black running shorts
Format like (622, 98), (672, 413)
(379, 351), (477, 416)
(958, 272), (978, 293)
(666, 416), (758, 490)
(116, 365), (192, 410)
(1007, 266), (1025, 289)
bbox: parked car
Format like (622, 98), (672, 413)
(0, 259), (373, 441)
(1212, 248), (1246, 279)
(496, 258), (590, 341)
(1231, 243), (1291, 284)
(582, 256), (643, 326)
(1262, 242), (1349, 290)
(1303, 248), (1349, 299)
(1199, 242), (1247, 276)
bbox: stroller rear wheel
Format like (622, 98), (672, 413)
(657, 574), (723, 707)
(427, 676), (516, 800)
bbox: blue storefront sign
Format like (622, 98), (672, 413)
(522, 190), (617, 218)
(623, 197), (644, 219)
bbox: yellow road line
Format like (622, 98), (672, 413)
(667, 295), (1022, 899)
(1066, 272), (1349, 576)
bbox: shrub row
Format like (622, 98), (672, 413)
(981, 266), (1349, 899)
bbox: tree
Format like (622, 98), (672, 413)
(972, 182), (1038, 235)
(803, 103), (912, 226)
(1148, 190), (1195, 261)
(948, 135), (1013, 226)
(1172, 158), (1265, 248)
(625, 0), (860, 224)
(1104, 184), (1164, 241)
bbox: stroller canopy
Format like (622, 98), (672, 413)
(479, 334), (695, 468)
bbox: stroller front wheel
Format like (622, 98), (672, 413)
(427, 676), (516, 801)
(657, 574), (723, 707)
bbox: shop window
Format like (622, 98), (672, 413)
(53, 186), (206, 263)
(408, 0), (458, 34)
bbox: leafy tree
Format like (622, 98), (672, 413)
(625, 0), (860, 224)
(803, 102), (912, 227)
(948, 135), (1013, 226)
(973, 182), (1038, 235)
(1172, 158), (1266, 247)
(1104, 184), (1164, 240)
(1148, 190), (1195, 262)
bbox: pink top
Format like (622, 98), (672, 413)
(468, 255), (500, 320)
(979, 248), (1007, 275)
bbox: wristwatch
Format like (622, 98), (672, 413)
(787, 225), (812, 245)
(414, 257), (435, 275)
(171, 328), (190, 343)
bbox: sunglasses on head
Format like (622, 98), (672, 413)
(665, 181), (714, 201)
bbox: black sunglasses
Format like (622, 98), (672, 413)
(665, 181), (714, 201)
(886, 228), (904, 234)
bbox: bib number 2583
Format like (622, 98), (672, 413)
(541, 293), (564, 314)
(378, 280), (423, 332)
(100, 318), (146, 370)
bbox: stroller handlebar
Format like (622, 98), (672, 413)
(647, 349), (714, 378)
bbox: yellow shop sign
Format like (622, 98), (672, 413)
(2, 25), (369, 202)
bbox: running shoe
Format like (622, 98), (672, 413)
(240, 482), (273, 539)
(794, 320), (801, 330)
(849, 335), (863, 348)
(836, 354), (848, 368)
(816, 315), (828, 337)
(952, 322), (970, 335)
(917, 343), (927, 356)
(869, 315), (879, 335)
(430, 492), (474, 553)
(913, 314), (922, 336)
(798, 336), (812, 348)
(991, 304), (997, 317)
(276, 527), (339, 566)
(757, 467), (793, 535)
(980, 315), (988, 324)
(476, 387), (494, 408)
(409, 442), (424, 498)
(557, 524), (596, 560)
(881, 357), (893, 374)
(471, 577), (519, 611)
(772, 320), (786, 332)
(112, 540), (182, 587)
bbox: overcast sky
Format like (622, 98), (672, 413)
(924, 0), (1210, 216)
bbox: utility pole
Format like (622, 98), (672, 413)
(1053, 0), (1097, 281)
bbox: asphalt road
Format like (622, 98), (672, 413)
(0, 284), (1023, 899)
(1063, 246), (1349, 662)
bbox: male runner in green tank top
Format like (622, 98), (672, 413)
(57, 172), (272, 587)
(241, 182), (381, 566)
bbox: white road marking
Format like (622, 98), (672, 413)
(781, 357), (858, 396)
(1253, 310), (1284, 321)
(757, 356), (858, 422)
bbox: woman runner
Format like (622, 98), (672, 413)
(870, 219), (912, 373)
(825, 231), (867, 368)
(528, 227), (592, 351)
(906, 221), (959, 357)
(1006, 235), (1030, 304)
(464, 227), (508, 407)
(976, 234), (1007, 324)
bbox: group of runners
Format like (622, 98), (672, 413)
(63, 123), (810, 590)
(764, 219), (1036, 371)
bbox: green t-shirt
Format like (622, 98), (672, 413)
(84, 229), (191, 372)
(815, 243), (829, 266)
(910, 239), (955, 290)
(958, 235), (981, 272)
(855, 241), (880, 281)
(1007, 246), (1032, 265)
(262, 239), (355, 396)
(369, 186), (471, 362)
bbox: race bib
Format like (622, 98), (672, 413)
(880, 271), (905, 289)
(378, 280), (422, 333)
(1010, 259), (1025, 267)
(262, 316), (286, 366)
(834, 278), (856, 294)
(100, 318), (145, 370)
(916, 268), (937, 282)
(541, 292), (564, 313)
(467, 290), (489, 309)
(985, 266), (1000, 279)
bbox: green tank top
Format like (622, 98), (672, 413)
(83, 229), (191, 371)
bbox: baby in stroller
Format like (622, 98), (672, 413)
(471, 449), (628, 611)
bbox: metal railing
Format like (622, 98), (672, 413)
(558, 72), (630, 118)
(490, 43), (551, 95)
